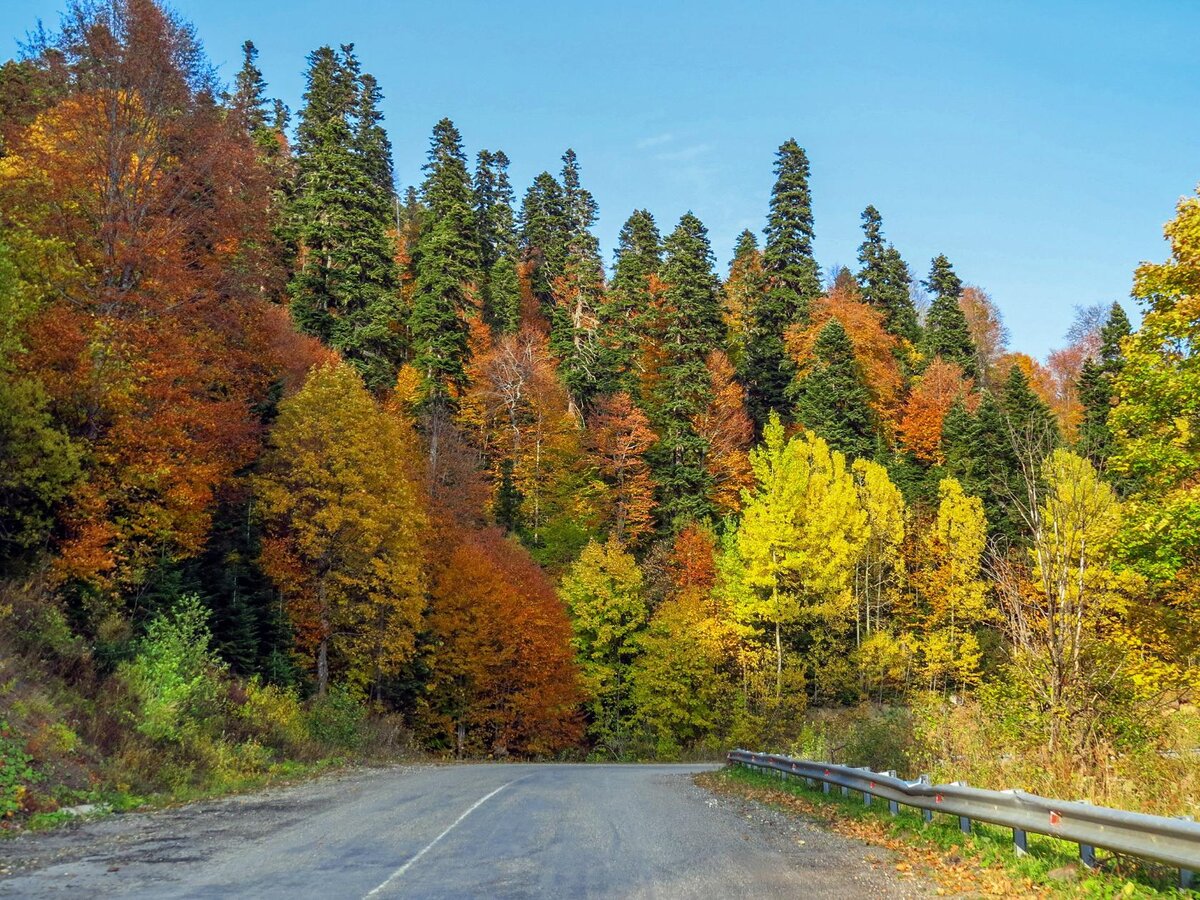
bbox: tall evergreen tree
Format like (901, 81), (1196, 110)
(544, 150), (603, 410)
(652, 213), (723, 528)
(597, 209), (661, 396)
(921, 254), (977, 377)
(999, 363), (1059, 447)
(353, 73), (394, 199)
(1078, 302), (1132, 464)
(790, 320), (877, 460)
(948, 365), (1059, 542)
(519, 171), (569, 307)
(561, 148), (599, 238)
(411, 117), (480, 407)
(289, 45), (402, 389)
(229, 40), (271, 146)
(474, 149), (521, 332)
(742, 139), (820, 426)
(856, 206), (919, 343)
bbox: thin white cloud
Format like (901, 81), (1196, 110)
(654, 143), (711, 163)
(635, 132), (674, 149)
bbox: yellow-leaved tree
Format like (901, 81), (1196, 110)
(733, 412), (867, 701)
(993, 449), (1154, 753)
(850, 458), (906, 644)
(255, 362), (427, 695)
(849, 458), (909, 700)
(910, 477), (990, 693)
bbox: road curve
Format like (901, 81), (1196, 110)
(0, 763), (928, 898)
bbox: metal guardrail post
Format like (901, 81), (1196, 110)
(954, 781), (971, 833)
(1180, 816), (1195, 889)
(1013, 828), (1027, 855)
(917, 774), (932, 823)
(1079, 843), (1097, 869)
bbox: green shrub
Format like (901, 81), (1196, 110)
(841, 706), (912, 772)
(120, 595), (225, 743)
(305, 684), (366, 751)
(0, 720), (39, 820)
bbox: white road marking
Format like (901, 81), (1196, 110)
(363, 778), (519, 897)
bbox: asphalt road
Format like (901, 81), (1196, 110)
(0, 764), (930, 898)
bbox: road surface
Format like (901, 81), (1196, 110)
(0, 763), (930, 898)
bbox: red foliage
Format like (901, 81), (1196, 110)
(668, 524), (717, 603)
(693, 351), (754, 514)
(897, 359), (977, 464)
(0, 3), (304, 591)
(424, 528), (584, 756)
(587, 392), (658, 545)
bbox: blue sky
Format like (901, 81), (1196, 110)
(5, 0), (1199, 359)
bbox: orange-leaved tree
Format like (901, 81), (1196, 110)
(421, 527), (583, 756)
(693, 350), (754, 515)
(897, 358), (976, 464)
(0, 0), (290, 604)
(586, 391), (657, 545)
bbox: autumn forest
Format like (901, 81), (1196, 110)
(1, 0), (1198, 819)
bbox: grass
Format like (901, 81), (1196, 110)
(0, 755), (359, 838)
(700, 765), (1196, 898)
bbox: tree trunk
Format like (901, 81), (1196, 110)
(775, 620), (783, 702)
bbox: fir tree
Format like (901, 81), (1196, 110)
(494, 458), (524, 532)
(921, 254), (977, 377)
(289, 45), (402, 389)
(742, 139), (820, 426)
(1000, 363), (1059, 449)
(652, 213), (723, 528)
(354, 73), (394, 198)
(949, 366), (1059, 542)
(597, 209), (661, 395)
(533, 150), (604, 409)
(229, 40), (271, 147)
(474, 150), (521, 332)
(519, 171), (569, 307)
(1078, 302), (1132, 464)
(561, 148), (598, 237)
(940, 396), (975, 474)
(411, 117), (481, 407)
(940, 392), (1010, 538)
(857, 205), (919, 343)
(790, 320), (877, 460)
(1100, 301), (1132, 368)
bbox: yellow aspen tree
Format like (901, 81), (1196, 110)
(734, 412), (867, 699)
(911, 477), (990, 692)
(994, 449), (1149, 752)
(850, 458), (906, 645)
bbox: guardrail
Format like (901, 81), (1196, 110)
(728, 749), (1200, 888)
